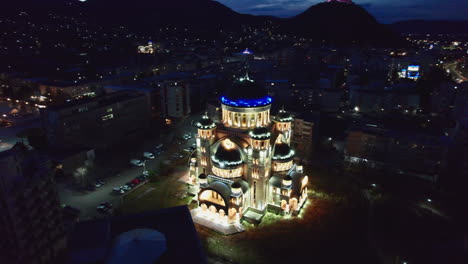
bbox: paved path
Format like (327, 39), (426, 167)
(191, 208), (245, 235)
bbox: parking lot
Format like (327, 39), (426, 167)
(57, 115), (199, 221)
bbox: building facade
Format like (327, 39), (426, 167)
(344, 126), (449, 182)
(188, 76), (309, 224)
(41, 91), (149, 151)
(292, 113), (317, 161)
(159, 80), (191, 119)
(0, 143), (66, 264)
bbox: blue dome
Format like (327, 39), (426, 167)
(221, 77), (272, 108)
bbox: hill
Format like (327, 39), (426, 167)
(2, 0), (402, 46)
(284, 1), (404, 45)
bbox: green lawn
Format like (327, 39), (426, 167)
(120, 164), (378, 264)
(120, 176), (192, 215)
(195, 166), (378, 264)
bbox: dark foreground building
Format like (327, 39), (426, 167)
(67, 206), (205, 264)
(0, 143), (66, 264)
(40, 91), (149, 151)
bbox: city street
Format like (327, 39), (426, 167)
(58, 114), (201, 221)
(444, 61), (468, 83)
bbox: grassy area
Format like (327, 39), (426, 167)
(120, 163), (378, 263)
(197, 194), (377, 264)
(195, 165), (379, 264)
(120, 174), (192, 215)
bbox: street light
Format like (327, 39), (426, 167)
(427, 198), (432, 203)
(142, 160), (147, 175)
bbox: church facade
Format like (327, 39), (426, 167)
(188, 76), (309, 224)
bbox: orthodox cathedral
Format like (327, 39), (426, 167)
(188, 75), (309, 224)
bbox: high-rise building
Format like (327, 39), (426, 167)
(188, 76), (309, 225)
(292, 112), (318, 160)
(0, 143), (66, 264)
(159, 80), (191, 119)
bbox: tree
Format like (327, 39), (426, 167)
(73, 167), (88, 187)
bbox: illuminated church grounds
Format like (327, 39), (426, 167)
(187, 75), (309, 232)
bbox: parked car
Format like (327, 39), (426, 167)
(138, 175), (147, 181)
(126, 182), (136, 188)
(121, 185), (131, 191)
(96, 202), (112, 213)
(142, 170), (149, 176)
(155, 143), (164, 149)
(143, 152), (155, 159)
(95, 179), (105, 185)
(130, 159), (144, 167)
(113, 187), (125, 194)
(131, 179), (140, 185)
(95, 182), (103, 188)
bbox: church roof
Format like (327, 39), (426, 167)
(221, 75), (272, 108)
(211, 139), (243, 168)
(276, 109), (293, 122)
(195, 115), (216, 129)
(249, 127), (271, 140)
(273, 142), (294, 160)
(206, 182), (232, 204)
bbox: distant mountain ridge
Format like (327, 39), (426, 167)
(284, 1), (403, 45)
(389, 20), (468, 34)
(3, 0), (403, 45)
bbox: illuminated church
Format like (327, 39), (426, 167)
(188, 75), (309, 224)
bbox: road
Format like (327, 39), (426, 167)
(444, 61), (468, 83)
(58, 114), (201, 221)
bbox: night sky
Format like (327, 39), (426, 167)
(217, 0), (468, 23)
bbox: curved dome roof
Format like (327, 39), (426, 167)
(221, 76), (272, 108)
(273, 142), (294, 160)
(199, 182), (232, 208)
(211, 139), (243, 168)
(276, 109), (293, 122)
(195, 115), (215, 129)
(249, 127), (271, 140)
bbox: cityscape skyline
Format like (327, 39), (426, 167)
(0, 1), (466, 263)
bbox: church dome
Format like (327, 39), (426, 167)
(273, 142), (294, 160)
(221, 75), (272, 108)
(249, 127), (271, 140)
(195, 114), (216, 129)
(276, 109), (293, 122)
(211, 139), (243, 168)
